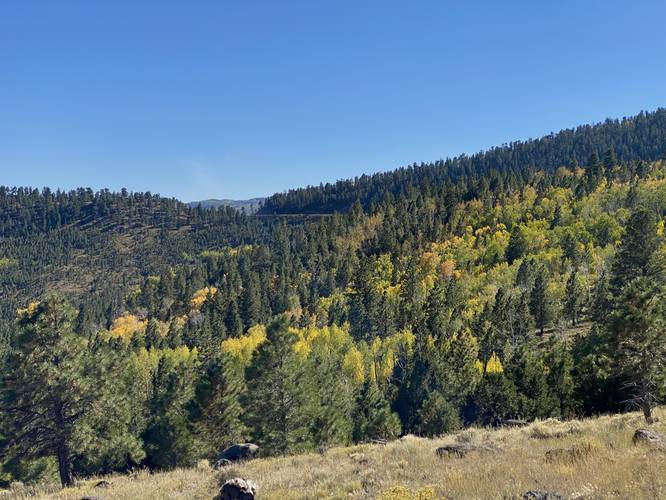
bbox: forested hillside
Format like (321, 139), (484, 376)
(1, 110), (666, 490)
(260, 108), (666, 214)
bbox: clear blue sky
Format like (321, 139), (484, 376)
(1, 1), (665, 201)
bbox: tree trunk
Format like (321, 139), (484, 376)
(642, 400), (654, 424)
(57, 442), (74, 487)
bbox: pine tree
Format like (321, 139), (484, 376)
(225, 297), (244, 337)
(609, 277), (666, 422)
(190, 353), (246, 458)
(145, 318), (164, 349)
(469, 372), (517, 426)
(516, 257), (537, 289)
(142, 349), (199, 469)
(603, 147), (617, 170)
(564, 269), (583, 326)
(530, 266), (552, 335)
(590, 272), (611, 325)
(506, 226), (527, 265)
(511, 292), (535, 347)
(240, 275), (263, 330)
(309, 352), (354, 447)
(243, 316), (314, 455)
(610, 209), (661, 294)
(0, 297), (143, 486)
(352, 380), (401, 442)
(604, 208), (666, 421)
(507, 345), (559, 420)
(544, 338), (576, 417)
(584, 152), (604, 192)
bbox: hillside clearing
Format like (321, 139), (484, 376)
(4, 408), (665, 500)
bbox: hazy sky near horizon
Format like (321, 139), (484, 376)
(1, 1), (665, 201)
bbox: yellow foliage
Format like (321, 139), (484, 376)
(366, 330), (415, 385)
(420, 251), (439, 271)
(0, 257), (17, 269)
(440, 259), (455, 278)
(163, 345), (199, 365)
(485, 352), (504, 374)
(292, 324), (351, 358)
(372, 254), (395, 294)
(17, 301), (40, 319)
(173, 315), (188, 330)
(190, 286), (218, 308)
(314, 292), (347, 323)
(380, 485), (437, 500)
(132, 346), (198, 395)
(221, 324), (267, 366)
(106, 314), (147, 342)
(343, 345), (365, 383)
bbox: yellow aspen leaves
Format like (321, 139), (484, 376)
(106, 314), (147, 342)
(17, 301), (40, 319)
(190, 286), (218, 308)
(366, 330), (415, 385)
(342, 346), (365, 383)
(221, 324), (267, 366)
(485, 352), (504, 374)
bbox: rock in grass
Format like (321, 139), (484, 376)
(522, 490), (564, 500)
(214, 458), (233, 469)
(436, 441), (497, 458)
(436, 443), (474, 458)
(632, 428), (665, 446)
(545, 442), (594, 463)
(218, 443), (259, 462)
(219, 477), (257, 500)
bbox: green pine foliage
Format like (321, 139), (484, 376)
(242, 316), (315, 455)
(190, 353), (247, 458)
(0, 296), (143, 486)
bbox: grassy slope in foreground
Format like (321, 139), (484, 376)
(5, 409), (666, 500)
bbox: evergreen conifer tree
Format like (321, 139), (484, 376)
(190, 352), (246, 458)
(243, 316), (314, 455)
(0, 297), (143, 486)
(530, 266), (552, 335)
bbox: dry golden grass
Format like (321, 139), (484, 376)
(4, 408), (665, 499)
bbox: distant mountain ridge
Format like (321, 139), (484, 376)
(188, 197), (264, 213)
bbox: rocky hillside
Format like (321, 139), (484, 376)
(6, 408), (665, 499)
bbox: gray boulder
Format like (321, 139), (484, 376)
(632, 428), (665, 446)
(214, 458), (233, 469)
(219, 477), (257, 500)
(218, 443), (259, 462)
